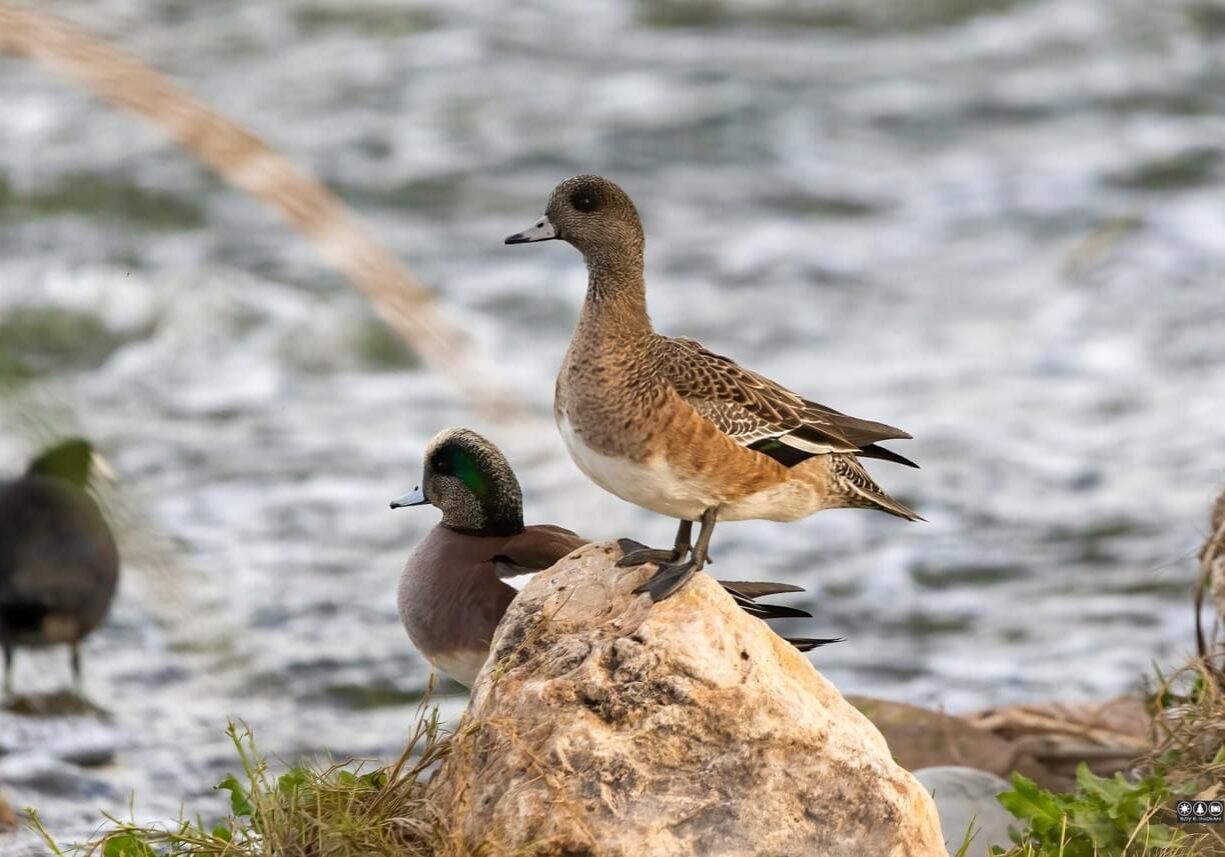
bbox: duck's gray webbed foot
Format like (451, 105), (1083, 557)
(632, 559), (698, 602)
(616, 538), (687, 567)
(632, 508), (719, 602)
(615, 519), (694, 568)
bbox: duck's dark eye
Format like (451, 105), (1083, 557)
(571, 192), (598, 213)
(432, 456), (452, 474)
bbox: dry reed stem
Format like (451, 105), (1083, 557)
(1142, 657), (1225, 856)
(1195, 486), (1225, 663)
(1147, 659), (1225, 794)
(0, 3), (528, 419)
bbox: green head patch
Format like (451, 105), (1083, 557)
(432, 445), (490, 497)
(450, 448), (488, 497)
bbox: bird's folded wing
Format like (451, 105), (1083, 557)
(491, 524), (590, 586)
(659, 337), (911, 463)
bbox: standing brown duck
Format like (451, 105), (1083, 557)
(0, 438), (118, 694)
(506, 175), (920, 602)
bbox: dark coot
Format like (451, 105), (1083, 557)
(0, 439), (119, 694)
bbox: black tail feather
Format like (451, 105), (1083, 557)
(784, 637), (844, 652)
(718, 579), (841, 653)
(751, 435), (919, 470)
(730, 594), (813, 620)
(718, 579), (804, 598)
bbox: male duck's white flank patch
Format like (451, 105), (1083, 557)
(430, 648), (492, 688)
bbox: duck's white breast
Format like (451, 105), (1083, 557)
(556, 413), (709, 520)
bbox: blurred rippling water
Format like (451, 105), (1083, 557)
(2, 0), (1225, 848)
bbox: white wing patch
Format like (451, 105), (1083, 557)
(493, 560), (537, 591)
(776, 433), (843, 455)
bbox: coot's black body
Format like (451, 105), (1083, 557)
(0, 440), (118, 692)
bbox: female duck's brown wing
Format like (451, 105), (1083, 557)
(491, 525), (589, 579)
(658, 337), (915, 468)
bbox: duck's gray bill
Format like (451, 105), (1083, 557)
(390, 486), (428, 509)
(505, 216), (556, 244)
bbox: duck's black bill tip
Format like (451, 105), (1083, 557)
(504, 216), (557, 245)
(504, 232), (557, 245)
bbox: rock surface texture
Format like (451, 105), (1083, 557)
(428, 542), (945, 857)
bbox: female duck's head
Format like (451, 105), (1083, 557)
(505, 175), (644, 272)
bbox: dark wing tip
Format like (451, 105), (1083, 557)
(786, 636), (845, 652)
(858, 443), (920, 469)
(728, 593), (813, 620)
(719, 580), (806, 598)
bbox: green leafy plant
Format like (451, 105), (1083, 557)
(991, 764), (1193, 857)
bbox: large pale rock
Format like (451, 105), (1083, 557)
(429, 542), (945, 857)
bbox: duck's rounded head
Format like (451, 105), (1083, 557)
(391, 428), (525, 536)
(26, 438), (97, 487)
(506, 175), (644, 266)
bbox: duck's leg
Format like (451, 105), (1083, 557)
(616, 519), (693, 567)
(633, 507), (719, 602)
(689, 507), (717, 570)
(2, 645), (11, 697)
